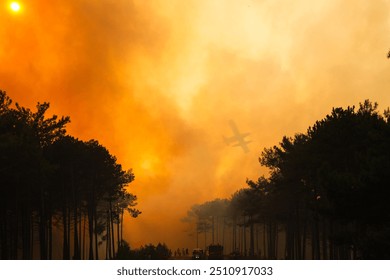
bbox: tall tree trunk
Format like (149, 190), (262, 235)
(73, 205), (80, 259)
(322, 219), (328, 260)
(243, 217), (247, 256)
(222, 218), (225, 250)
(83, 212), (87, 260)
(88, 205), (94, 260)
(48, 210), (52, 260)
(14, 215), (18, 259)
(39, 185), (47, 260)
(311, 214), (321, 259)
(109, 202), (115, 258)
(302, 219), (307, 259)
(67, 208), (71, 258)
(79, 210), (82, 259)
(72, 167), (80, 260)
(117, 212), (120, 252)
(94, 206), (99, 260)
(295, 207), (301, 259)
(329, 220), (334, 260)
(62, 207), (69, 259)
(232, 219), (237, 253)
(275, 223), (279, 259)
(0, 208), (8, 259)
(22, 207), (31, 259)
(249, 215), (254, 257)
(267, 221), (273, 259)
(120, 209), (124, 247)
(106, 211), (110, 260)
(30, 213), (34, 259)
(263, 222), (266, 259)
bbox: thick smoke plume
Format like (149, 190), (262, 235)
(1, 0), (390, 248)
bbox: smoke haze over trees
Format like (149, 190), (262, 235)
(2, 90), (390, 260)
(2, 0), (390, 258)
(2, 0), (390, 249)
(184, 100), (390, 259)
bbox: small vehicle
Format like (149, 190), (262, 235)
(208, 244), (224, 260)
(192, 248), (205, 260)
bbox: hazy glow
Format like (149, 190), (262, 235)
(1, 0), (390, 249)
(9, 2), (21, 12)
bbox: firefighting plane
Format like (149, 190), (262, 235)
(224, 120), (251, 153)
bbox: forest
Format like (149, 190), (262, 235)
(2, 88), (390, 260)
(184, 100), (390, 260)
(0, 90), (140, 260)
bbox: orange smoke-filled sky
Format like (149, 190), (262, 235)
(1, 0), (390, 249)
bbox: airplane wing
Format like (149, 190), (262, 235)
(233, 140), (252, 153)
(239, 132), (250, 138)
(232, 141), (252, 147)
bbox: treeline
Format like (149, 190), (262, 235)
(116, 241), (171, 260)
(184, 100), (390, 259)
(0, 90), (140, 259)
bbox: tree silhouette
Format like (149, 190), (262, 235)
(0, 90), (139, 259)
(0, 90), (70, 259)
(184, 100), (390, 259)
(184, 199), (229, 250)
